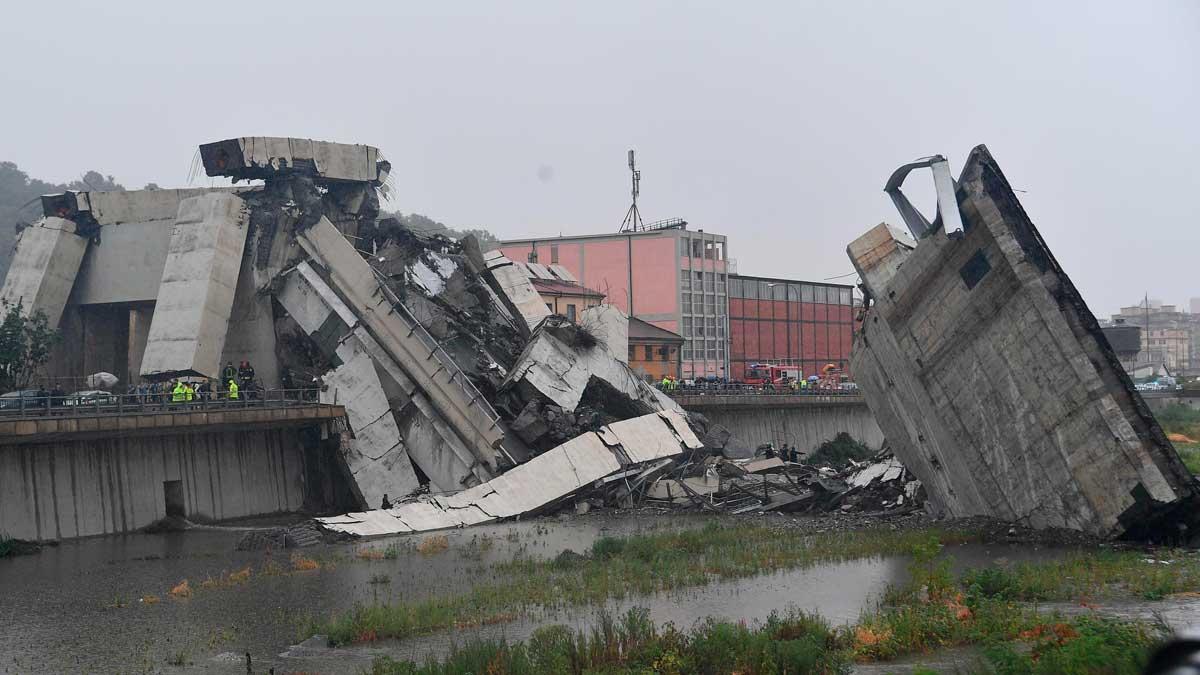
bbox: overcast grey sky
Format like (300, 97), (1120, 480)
(2, 1), (1196, 317)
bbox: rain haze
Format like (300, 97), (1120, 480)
(1, 0), (1197, 316)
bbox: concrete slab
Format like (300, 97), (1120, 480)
(485, 254), (552, 329)
(502, 320), (684, 414)
(580, 304), (629, 363)
(140, 193), (250, 379)
(317, 412), (692, 536)
(0, 217), (88, 326)
(320, 344), (421, 507)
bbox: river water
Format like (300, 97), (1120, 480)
(0, 514), (1092, 674)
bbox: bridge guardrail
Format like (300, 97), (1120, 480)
(0, 388), (329, 420)
(661, 383), (860, 397)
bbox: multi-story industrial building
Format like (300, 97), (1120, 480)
(1110, 300), (1196, 374)
(498, 225), (730, 378)
(727, 274), (856, 382)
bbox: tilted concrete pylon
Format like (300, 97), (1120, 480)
(0, 217), (88, 325)
(849, 145), (1198, 540)
(140, 193), (250, 379)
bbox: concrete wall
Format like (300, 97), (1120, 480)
(0, 428), (306, 541)
(679, 397), (884, 453)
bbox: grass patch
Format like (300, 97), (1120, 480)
(1174, 443), (1200, 474)
(368, 607), (850, 675)
(306, 522), (981, 646)
(364, 535), (1171, 674)
(960, 549), (1200, 601)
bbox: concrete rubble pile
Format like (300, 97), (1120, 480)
(0, 136), (721, 537)
(848, 146), (1200, 542)
(626, 445), (925, 516)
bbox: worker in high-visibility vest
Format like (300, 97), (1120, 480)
(227, 379), (240, 400)
(661, 376), (671, 391)
(172, 380), (186, 403)
(184, 382), (194, 402)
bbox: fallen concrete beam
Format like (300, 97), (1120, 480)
(849, 145), (1198, 540)
(297, 217), (504, 469)
(316, 410), (702, 536)
(276, 262), (492, 491)
(0, 217), (88, 326)
(140, 193), (250, 380)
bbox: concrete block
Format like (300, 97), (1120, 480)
(140, 193), (250, 379)
(199, 137), (388, 184)
(321, 344), (421, 507)
(0, 217), (88, 326)
(580, 304), (629, 363)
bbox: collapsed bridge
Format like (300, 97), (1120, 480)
(1, 137), (718, 535)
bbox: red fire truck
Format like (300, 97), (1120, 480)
(742, 363), (802, 387)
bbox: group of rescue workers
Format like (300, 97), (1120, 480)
(161, 360), (257, 404)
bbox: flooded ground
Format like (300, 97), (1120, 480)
(0, 512), (1188, 674)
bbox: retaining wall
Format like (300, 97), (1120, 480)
(0, 428), (306, 541)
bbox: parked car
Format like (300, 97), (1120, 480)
(0, 389), (48, 411)
(65, 390), (120, 407)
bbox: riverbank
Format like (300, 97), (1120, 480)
(2, 510), (1195, 674)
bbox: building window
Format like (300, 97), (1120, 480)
(546, 302), (553, 311)
(692, 239), (704, 258)
(628, 346), (635, 361)
(682, 317), (692, 335)
(680, 237), (691, 257)
(682, 344), (691, 360)
(644, 345), (654, 361)
(566, 303), (576, 322)
(801, 284), (814, 302)
(729, 277), (742, 298)
(661, 346), (670, 362)
(813, 285), (827, 304)
(528, 251), (538, 263)
(788, 284), (800, 301)
(551, 245), (559, 264)
(680, 271), (691, 291)
(839, 288), (852, 306)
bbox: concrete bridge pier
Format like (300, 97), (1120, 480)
(675, 393), (884, 454)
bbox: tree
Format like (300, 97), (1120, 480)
(0, 299), (62, 391)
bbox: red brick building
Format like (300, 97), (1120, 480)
(727, 274), (856, 382)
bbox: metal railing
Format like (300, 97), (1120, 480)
(368, 265), (502, 427)
(0, 388), (327, 420)
(661, 383), (861, 397)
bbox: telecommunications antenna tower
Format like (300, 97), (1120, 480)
(619, 149), (643, 232)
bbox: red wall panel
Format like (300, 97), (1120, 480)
(773, 321), (789, 357)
